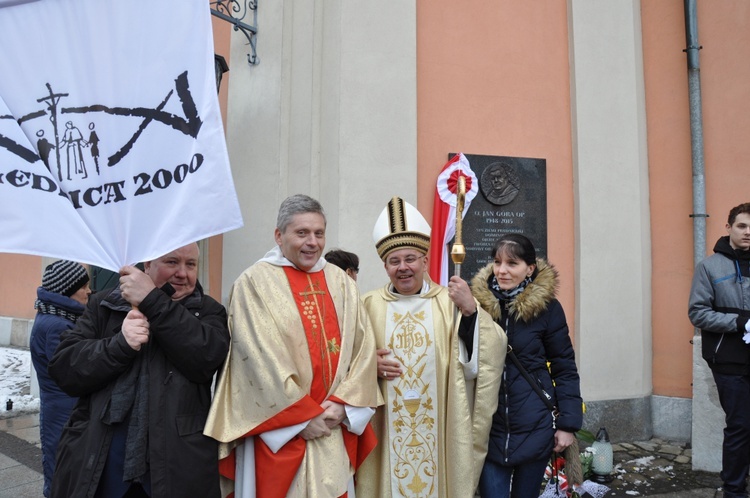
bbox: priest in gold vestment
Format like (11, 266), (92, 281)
(356, 197), (507, 498)
(205, 195), (379, 498)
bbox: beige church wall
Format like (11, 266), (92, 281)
(567, 1), (652, 403)
(0, 254), (39, 321)
(416, 6), (576, 347)
(417, 0), (654, 439)
(642, 0), (750, 469)
(645, 0), (750, 398)
(221, 0), (418, 299)
(641, 0), (696, 402)
(416, 1), (575, 330)
(204, 9), (232, 303)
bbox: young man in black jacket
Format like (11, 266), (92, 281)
(689, 202), (750, 498)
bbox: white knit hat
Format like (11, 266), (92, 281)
(372, 197), (431, 260)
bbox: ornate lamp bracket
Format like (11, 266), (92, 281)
(210, 0), (259, 65)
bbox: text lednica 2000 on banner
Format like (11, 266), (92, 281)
(0, 0), (243, 271)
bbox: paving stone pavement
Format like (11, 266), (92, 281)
(602, 438), (723, 497)
(0, 409), (730, 498)
(0, 412), (44, 498)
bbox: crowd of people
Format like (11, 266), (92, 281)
(29, 192), (602, 498)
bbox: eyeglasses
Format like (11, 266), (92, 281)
(386, 255), (424, 268)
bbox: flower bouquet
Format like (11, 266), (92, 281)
(539, 431), (610, 498)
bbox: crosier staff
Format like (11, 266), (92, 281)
(450, 175), (467, 279)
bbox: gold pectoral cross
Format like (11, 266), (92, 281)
(300, 286), (326, 298)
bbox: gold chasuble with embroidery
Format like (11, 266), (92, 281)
(205, 261), (379, 498)
(357, 277), (506, 498)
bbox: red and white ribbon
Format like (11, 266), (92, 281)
(428, 153), (478, 286)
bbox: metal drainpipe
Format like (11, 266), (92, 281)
(684, 0), (707, 270)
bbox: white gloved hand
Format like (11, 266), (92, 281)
(744, 322), (750, 344)
(746, 320), (750, 333)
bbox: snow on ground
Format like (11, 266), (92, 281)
(630, 456), (655, 467)
(0, 346), (39, 419)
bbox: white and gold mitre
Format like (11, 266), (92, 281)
(372, 196), (431, 260)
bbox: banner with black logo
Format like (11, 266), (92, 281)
(0, 0), (243, 270)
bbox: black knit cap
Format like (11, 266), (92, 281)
(42, 260), (90, 297)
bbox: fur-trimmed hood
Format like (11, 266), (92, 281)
(471, 259), (559, 323)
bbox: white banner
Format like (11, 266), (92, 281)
(0, 0), (243, 271)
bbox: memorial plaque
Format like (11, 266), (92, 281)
(447, 153), (547, 281)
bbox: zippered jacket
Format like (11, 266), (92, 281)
(689, 236), (750, 375)
(472, 260), (582, 467)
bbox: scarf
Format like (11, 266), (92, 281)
(34, 300), (82, 323)
(97, 282), (186, 483)
(489, 274), (532, 302)
(100, 346), (150, 483)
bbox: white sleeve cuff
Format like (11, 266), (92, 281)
(342, 405), (376, 435)
(458, 316), (479, 380)
(258, 420), (310, 453)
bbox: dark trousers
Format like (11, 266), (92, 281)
(95, 421), (151, 498)
(713, 371), (750, 498)
(478, 456), (549, 498)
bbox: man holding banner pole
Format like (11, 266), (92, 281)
(356, 196), (507, 498)
(48, 242), (230, 498)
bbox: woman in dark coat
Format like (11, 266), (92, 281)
(471, 234), (582, 498)
(30, 260), (91, 497)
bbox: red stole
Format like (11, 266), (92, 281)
(284, 267), (343, 399)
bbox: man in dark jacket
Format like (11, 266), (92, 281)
(48, 242), (230, 498)
(689, 202), (750, 498)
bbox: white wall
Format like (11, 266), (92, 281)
(568, 0), (653, 401)
(222, 0), (418, 299)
